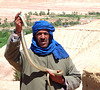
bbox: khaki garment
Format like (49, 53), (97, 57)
(4, 35), (81, 90)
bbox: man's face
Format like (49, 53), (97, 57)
(35, 29), (50, 48)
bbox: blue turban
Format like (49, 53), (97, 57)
(32, 20), (55, 36)
(30, 20), (69, 61)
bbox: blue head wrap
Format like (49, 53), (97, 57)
(30, 20), (69, 61)
(32, 20), (55, 36)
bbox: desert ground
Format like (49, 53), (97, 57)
(0, 0), (100, 90)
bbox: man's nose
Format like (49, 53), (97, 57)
(41, 34), (45, 38)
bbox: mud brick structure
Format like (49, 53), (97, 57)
(82, 69), (100, 90)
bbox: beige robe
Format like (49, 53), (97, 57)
(4, 35), (81, 90)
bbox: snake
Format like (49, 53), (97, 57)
(19, 13), (64, 90)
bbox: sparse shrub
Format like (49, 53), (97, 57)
(47, 9), (50, 15)
(28, 12), (32, 16)
(39, 11), (46, 16)
(49, 12), (56, 18)
(62, 11), (66, 16)
(0, 31), (2, 37)
(13, 68), (20, 81)
(53, 18), (62, 26)
(2, 22), (11, 28)
(10, 21), (15, 27)
(0, 30), (12, 48)
(33, 11), (38, 15)
(88, 11), (96, 15)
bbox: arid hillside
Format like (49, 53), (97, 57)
(0, 0), (100, 22)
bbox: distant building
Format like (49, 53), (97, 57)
(63, 24), (70, 27)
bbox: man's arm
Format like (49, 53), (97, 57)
(64, 57), (81, 90)
(4, 34), (22, 72)
(47, 57), (81, 90)
(4, 12), (23, 72)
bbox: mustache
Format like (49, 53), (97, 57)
(39, 38), (47, 42)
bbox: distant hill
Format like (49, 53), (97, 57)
(0, 0), (100, 19)
(0, 0), (100, 26)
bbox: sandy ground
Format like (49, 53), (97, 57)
(0, 80), (20, 90)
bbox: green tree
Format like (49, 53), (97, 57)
(2, 22), (11, 28)
(13, 69), (20, 81)
(0, 31), (2, 37)
(47, 9), (50, 15)
(28, 12), (32, 16)
(25, 13), (31, 25)
(77, 16), (80, 21)
(62, 11), (66, 16)
(0, 18), (1, 24)
(10, 21), (15, 27)
(33, 11), (38, 15)
(4, 18), (7, 23)
(49, 12), (56, 18)
(39, 11), (46, 16)
(54, 18), (62, 26)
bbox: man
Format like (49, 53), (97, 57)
(4, 12), (81, 90)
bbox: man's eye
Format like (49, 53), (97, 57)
(37, 33), (42, 35)
(44, 32), (49, 35)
